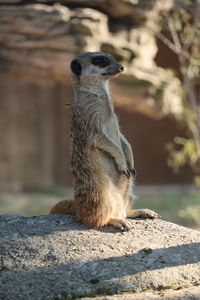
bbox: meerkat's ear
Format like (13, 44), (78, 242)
(70, 59), (82, 76)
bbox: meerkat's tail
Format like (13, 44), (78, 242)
(49, 199), (74, 215)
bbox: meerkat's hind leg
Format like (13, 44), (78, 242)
(49, 199), (75, 215)
(108, 218), (134, 231)
(127, 209), (160, 219)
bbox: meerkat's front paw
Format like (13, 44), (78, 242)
(118, 166), (131, 178)
(108, 218), (134, 231)
(121, 169), (131, 178)
(118, 165), (136, 179)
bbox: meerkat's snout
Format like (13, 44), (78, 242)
(102, 62), (124, 77)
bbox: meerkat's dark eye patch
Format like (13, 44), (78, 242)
(71, 59), (82, 76)
(91, 56), (110, 68)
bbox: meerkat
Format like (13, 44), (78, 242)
(50, 52), (159, 230)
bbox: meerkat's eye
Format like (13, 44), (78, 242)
(71, 59), (82, 76)
(91, 56), (110, 68)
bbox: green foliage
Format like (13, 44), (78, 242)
(160, 1), (200, 227)
(179, 204), (200, 228)
(167, 137), (200, 174)
(159, 0), (200, 185)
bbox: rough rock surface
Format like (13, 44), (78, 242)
(0, 3), (161, 84)
(2, 0), (173, 24)
(0, 0), (182, 115)
(0, 214), (200, 299)
(82, 285), (200, 299)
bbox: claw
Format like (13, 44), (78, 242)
(121, 169), (130, 178)
(129, 168), (136, 177)
(108, 218), (134, 231)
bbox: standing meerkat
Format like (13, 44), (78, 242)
(50, 52), (159, 230)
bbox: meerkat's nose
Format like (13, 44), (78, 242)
(118, 65), (124, 72)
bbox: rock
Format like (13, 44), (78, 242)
(0, 2), (182, 115)
(0, 0), (173, 25)
(0, 214), (200, 299)
(82, 285), (200, 299)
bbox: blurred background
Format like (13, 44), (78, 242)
(0, 0), (199, 229)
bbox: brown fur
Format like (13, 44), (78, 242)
(50, 52), (159, 230)
(50, 199), (74, 215)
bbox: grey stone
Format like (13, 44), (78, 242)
(0, 214), (200, 299)
(82, 285), (200, 299)
(0, 2), (182, 115)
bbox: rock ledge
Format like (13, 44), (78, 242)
(1, 214), (200, 299)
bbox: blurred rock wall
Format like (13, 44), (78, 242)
(0, 0), (194, 191)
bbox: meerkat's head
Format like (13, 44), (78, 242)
(70, 52), (124, 88)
